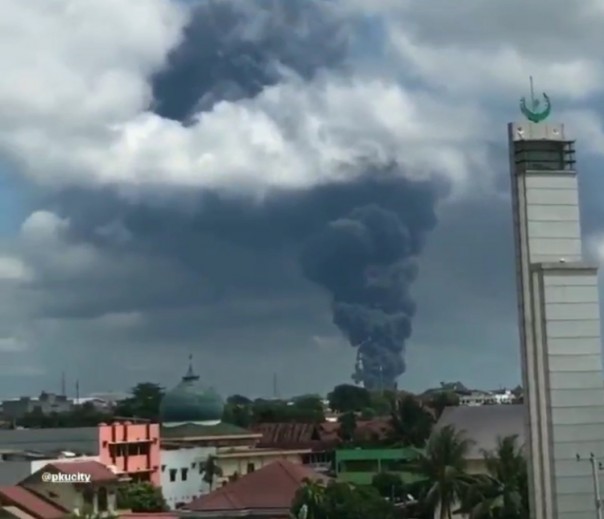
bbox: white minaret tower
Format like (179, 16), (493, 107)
(509, 81), (604, 519)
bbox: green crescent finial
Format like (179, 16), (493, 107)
(520, 76), (551, 123)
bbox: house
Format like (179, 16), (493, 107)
(19, 460), (122, 516)
(250, 417), (394, 474)
(434, 404), (525, 474)
(0, 460), (123, 518)
(251, 422), (338, 473)
(183, 459), (329, 518)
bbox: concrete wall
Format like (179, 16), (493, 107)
(533, 266), (604, 518)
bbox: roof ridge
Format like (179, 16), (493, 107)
(1, 485), (69, 517)
(278, 459), (307, 486)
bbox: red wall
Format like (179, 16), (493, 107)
(98, 422), (160, 486)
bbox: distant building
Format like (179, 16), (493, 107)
(1, 392), (74, 421)
(184, 460), (329, 519)
(423, 382), (517, 407)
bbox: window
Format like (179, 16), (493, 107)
(169, 469), (177, 482)
(161, 465), (166, 472)
(514, 140), (574, 171)
(181, 468), (188, 481)
(381, 459), (408, 472)
(341, 459), (379, 472)
(246, 463), (255, 473)
(191, 462), (196, 468)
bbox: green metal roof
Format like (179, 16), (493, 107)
(335, 447), (421, 461)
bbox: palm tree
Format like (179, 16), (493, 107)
(201, 455), (223, 491)
(411, 425), (476, 519)
(390, 395), (435, 447)
(461, 435), (528, 519)
(291, 479), (326, 519)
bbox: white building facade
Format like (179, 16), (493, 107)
(509, 119), (604, 519)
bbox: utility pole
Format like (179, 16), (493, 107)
(577, 453), (603, 519)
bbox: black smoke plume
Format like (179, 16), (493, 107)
(41, 0), (441, 385)
(300, 203), (431, 389)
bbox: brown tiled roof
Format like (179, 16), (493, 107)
(185, 460), (329, 512)
(0, 486), (66, 519)
(252, 423), (340, 450)
(252, 419), (393, 448)
(45, 461), (117, 483)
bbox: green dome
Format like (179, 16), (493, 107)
(160, 359), (224, 425)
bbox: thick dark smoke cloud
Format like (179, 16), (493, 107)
(44, 0), (443, 388)
(152, 0), (350, 120)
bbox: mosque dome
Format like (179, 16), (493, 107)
(159, 356), (224, 427)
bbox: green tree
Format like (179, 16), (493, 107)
(251, 398), (323, 424)
(115, 382), (164, 420)
(459, 435), (528, 519)
(328, 385), (371, 413)
(337, 411), (357, 442)
(117, 482), (167, 512)
(371, 472), (406, 501)
(292, 395), (325, 422)
(222, 402), (252, 428)
(201, 455), (223, 491)
(227, 394), (252, 406)
(427, 391), (460, 419)
(411, 425), (476, 519)
(390, 395), (434, 447)
(368, 391), (392, 415)
(292, 479), (396, 519)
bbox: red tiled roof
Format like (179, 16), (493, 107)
(45, 460), (117, 483)
(186, 460), (329, 512)
(0, 486), (66, 519)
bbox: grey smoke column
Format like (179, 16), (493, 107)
(300, 205), (422, 389)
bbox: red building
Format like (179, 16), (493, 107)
(98, 422), (160, 486)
